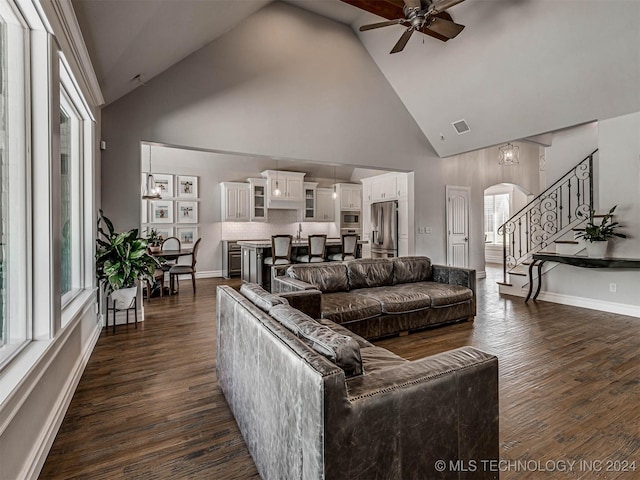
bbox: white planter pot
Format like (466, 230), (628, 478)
(110, 286), (138, 310)
(586, 240), (608, 258)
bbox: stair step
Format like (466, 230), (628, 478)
(509, 272), (527, 277)
(572, 228), (585, 231)
(496, 281), (513, 287)
(538, 251), (556, 254)
(554, 240), (579, 244)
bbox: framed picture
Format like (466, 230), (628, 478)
(177, 201), (198, 223)
(176, 227), (198, 248)
(150, 200), (174, 223)
(153, 174), (174, 198)
(153, 226), (174, 243)
(141, 199), (148, 223)
(177, 175), (198, 198)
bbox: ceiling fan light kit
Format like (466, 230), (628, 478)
(356, 0), (467, 54)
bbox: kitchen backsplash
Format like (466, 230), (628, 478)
(221, 209), (340, 240)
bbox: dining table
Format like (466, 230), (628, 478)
(150, 248), (193, 295)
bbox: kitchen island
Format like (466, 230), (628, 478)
(237, 238), (367, 290)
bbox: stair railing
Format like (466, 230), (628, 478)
(498, 149), (596, 284)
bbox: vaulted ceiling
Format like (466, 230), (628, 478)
(73, 0), (640, 157)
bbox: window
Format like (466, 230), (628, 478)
(0, 2), (29, 365)
(484, 193), (509, 244)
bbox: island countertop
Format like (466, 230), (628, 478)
(236, 238), (368, 248)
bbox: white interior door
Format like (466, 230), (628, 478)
(446, 186), (470, 268)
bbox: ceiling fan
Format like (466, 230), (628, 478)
(346, 0), (466, 54)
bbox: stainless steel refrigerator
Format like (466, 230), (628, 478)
(370, 201), (398, 258)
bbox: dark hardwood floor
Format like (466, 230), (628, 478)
(40, 268), (639, 479)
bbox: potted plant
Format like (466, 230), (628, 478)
(575, 205), (626, 257)
(146, 228), (163, 254)
(96, 210), (159, 309)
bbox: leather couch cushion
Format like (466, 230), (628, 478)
(320, 292), (382, 324)
(346, 258), (394, 289)
(416, 281), (473, 307)
(240, 283), (289, 312)
(353, 285), (431, 314)
(316, 318), (373, 348)
(359, 346), (408, 374)
(270, 305), (363, 377)
(287, 263), (349, 293)
(392, 256), (432, 284)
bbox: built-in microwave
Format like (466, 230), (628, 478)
(341, 212), (360, 228)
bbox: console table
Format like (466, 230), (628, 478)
(526, 253), (640, 302)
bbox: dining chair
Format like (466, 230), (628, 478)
(264, 235), (292, 266)
(328, 233), (358, 261)
(169, 238), (201, 295)
(160, 236), (181, 271)
(296, 234), (327, 263)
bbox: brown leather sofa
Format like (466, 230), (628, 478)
(272, 256), (476, 340)
(217, 283), (499, 480)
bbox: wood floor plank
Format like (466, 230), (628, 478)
(40, 269), (639, 479)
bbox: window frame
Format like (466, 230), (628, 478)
(484, 191), (511, 246)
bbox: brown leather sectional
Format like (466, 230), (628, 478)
(217, 283), (499, 480)
(272, 256), (476, 340)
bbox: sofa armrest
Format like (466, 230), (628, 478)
(277, 290), (322, 319)
(432, 264), (477, 316)
(326, 346), (498, 479)
(272, 276), (316, 293)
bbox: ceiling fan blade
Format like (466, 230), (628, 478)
(360, 18), (405, 31)
(404, 0), (421, 9)
(425, 16), (465, 39)
(431, 0), (466, 13)
(340, 0), (405, 21)
(390, 27), (414, 54)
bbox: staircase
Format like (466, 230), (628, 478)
(497, 149), (597, 286)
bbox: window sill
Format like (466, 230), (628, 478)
(0, 287), (97, 434)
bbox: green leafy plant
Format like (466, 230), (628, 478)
(96, 210), (158, 294)
(575, 205), (627, 243)
(145, 228), (163, 247)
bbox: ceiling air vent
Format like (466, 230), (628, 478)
(452, 119), (470, 135)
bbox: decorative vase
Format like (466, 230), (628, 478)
(110, 286), (138, 310)
(586, 240), (608, 258)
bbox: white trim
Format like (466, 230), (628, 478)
(41, 0), (104, 106)
(534, 292), (640, 318)
(173, 271), (223, 281)
(22, 315), (101, 480)
(476, 271), (486, 279)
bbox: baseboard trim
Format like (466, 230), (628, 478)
(24, 312), (102, 479)
(476, 271), (487, 279)
(534, 291), (640, 318)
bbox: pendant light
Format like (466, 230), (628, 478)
(498, 142), (520, 166)
(273, 159), (282, 197)
(332, 166), (337, 199)
(142, 145), (161, 199)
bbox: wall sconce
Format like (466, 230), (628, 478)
(498, 142), (519, 166)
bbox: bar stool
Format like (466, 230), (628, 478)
(296, 234), (327, 263)
(328, 233), (358, 261)
(264, 235), (293, 266)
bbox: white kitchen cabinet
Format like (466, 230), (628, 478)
(221, 182), (250, 221)
(262, 170), (305, 208)
(316, 188), (335, 222)
(335, 183), (362, 210)
(397, 173), (409, 199)
(299, 182), (318, 221)
(362, 182), (372, 203)
(371, 174), (397, 202)
(248, 178), (267, 222)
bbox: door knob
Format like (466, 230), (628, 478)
(464, 237), (468, 242)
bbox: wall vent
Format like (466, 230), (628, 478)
(452, 119), (470, 135)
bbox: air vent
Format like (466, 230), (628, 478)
(452, 119), (470, 135)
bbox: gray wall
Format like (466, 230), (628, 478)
(102, 1), (433, 232)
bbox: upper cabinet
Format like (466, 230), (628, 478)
(301, 182), (318, 221)
(221, 182), (250, 221)
(316, 188), (335, 222)
(370, 174), (397, 202)
(262, 170), (305, 209)
(248, 178), (267, 222)
(336, 184), (362, 210)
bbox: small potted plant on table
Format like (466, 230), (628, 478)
(146, 228), (163, 254)
(96, 210), (158, 309)
(576, 205), (626, 257)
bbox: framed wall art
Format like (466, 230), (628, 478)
(176, 227), (198, 248)
(153, 174), (174, 198)
(177, 175), (198, 198)
(150, 200), (174, 223)
(176, 201), (198, 223)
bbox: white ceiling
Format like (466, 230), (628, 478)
(73, 0), (640, 157)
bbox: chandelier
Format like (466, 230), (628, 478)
(498, 143), (519, 166)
